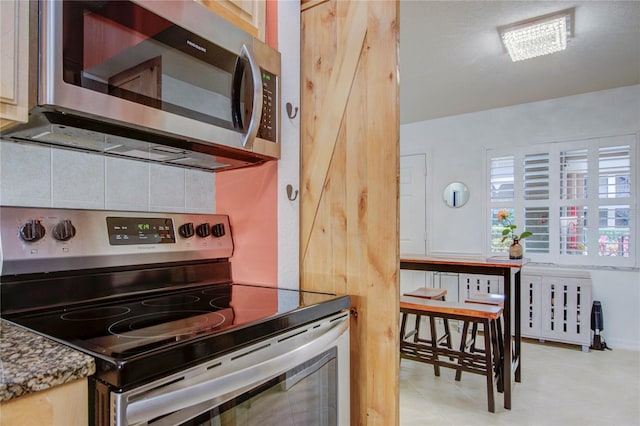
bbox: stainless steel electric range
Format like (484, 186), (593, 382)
(0, 207), (350, 426)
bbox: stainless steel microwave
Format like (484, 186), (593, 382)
(2, 0), (281, 171)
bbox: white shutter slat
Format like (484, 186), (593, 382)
(524, 153), (549, 200)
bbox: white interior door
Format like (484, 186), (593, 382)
(400, 154), (427, 294)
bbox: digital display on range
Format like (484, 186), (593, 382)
(106, 217), (175, 245)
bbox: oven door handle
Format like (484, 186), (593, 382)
(125, 315), (349, 425)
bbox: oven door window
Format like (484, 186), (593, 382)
(152, 348), (338, 426)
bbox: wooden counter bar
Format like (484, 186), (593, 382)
(400, 255), (528, 410)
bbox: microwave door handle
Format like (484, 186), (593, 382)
(231, 56), (245, 131)
(239, 44), (263, 149)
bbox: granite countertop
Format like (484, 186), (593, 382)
(0, 319), (95, 402)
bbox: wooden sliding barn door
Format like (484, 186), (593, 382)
(300, 1), (400, 425)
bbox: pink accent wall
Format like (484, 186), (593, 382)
(216, 162), (278, 285)
(216, 2), (279, 287)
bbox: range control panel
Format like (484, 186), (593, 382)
(0, 207), (234, 276)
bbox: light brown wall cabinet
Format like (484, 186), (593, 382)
(0, 0), (29, 131)
(196, 0), (266, 41)
(300, 1), (400, 424)
(0, 379), (89, 426)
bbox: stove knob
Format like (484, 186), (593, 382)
(52, 220), (76, 241)
(212, 223), (226, 237)
(19, 219), (46, 242)
(179, 222), (195, 238)
(195, 223), (211, 238)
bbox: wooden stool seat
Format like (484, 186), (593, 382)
(404, 287), (447, 300)
(400, 296), (504, 413)
(466, 292), (505, 307)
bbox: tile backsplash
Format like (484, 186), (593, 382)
(0, 140), (215, 213)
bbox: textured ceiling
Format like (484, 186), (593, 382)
(399, 0), (640, 124)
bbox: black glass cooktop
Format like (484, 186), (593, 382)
(4, 283), (350, 389)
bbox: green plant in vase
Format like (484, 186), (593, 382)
(497, 210), (532, 259)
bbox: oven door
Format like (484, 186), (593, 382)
(100, 312), (349, 426)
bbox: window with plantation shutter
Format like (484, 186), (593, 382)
(523, 153), (549, 200)
(597, 145), (631, 257)
(560, 149), (588, 200)
(524, 207), (549, 254)
(490, 207), (513, 253)
(490, 156), (514, 202)
(598, 205), (630, 257)
(487, 134), (637, 267)
(599, 145), (631, 198)
(559, 206), (588, 256)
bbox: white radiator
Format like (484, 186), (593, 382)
(457, 269), (592, 352)
(459, 273), (504, 299)
(522, 270), (592, 352)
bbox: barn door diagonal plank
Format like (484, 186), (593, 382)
(300, 0), (368, 262)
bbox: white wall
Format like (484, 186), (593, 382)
(400, 85), (640, 350)
(276, 0), (301, 290)
(0, 141), (215, 213)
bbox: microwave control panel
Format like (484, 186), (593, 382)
(258, 69), (277, 143)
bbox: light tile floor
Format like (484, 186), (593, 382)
(400, 333), (640, 425)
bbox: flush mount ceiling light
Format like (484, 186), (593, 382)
(499, 8), (574, 62)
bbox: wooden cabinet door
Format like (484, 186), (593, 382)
(196, 0), (266, 41)
(301, 1), (400, 425)
(0, 379), (89, 426)
(0, 0), (29, 130)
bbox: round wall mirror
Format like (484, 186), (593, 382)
(443, 182), (469, 208)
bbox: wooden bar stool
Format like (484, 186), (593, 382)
(400, 297), (504, 413)
(466, 293), (505, 354)
(400, 287), (452, 376)
(459, 292), (506, 392)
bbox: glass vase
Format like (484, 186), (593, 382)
(509, 238), (523, 259)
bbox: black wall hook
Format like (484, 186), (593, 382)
(286, 184), (298, 201)
(286, 102), (298, 119)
